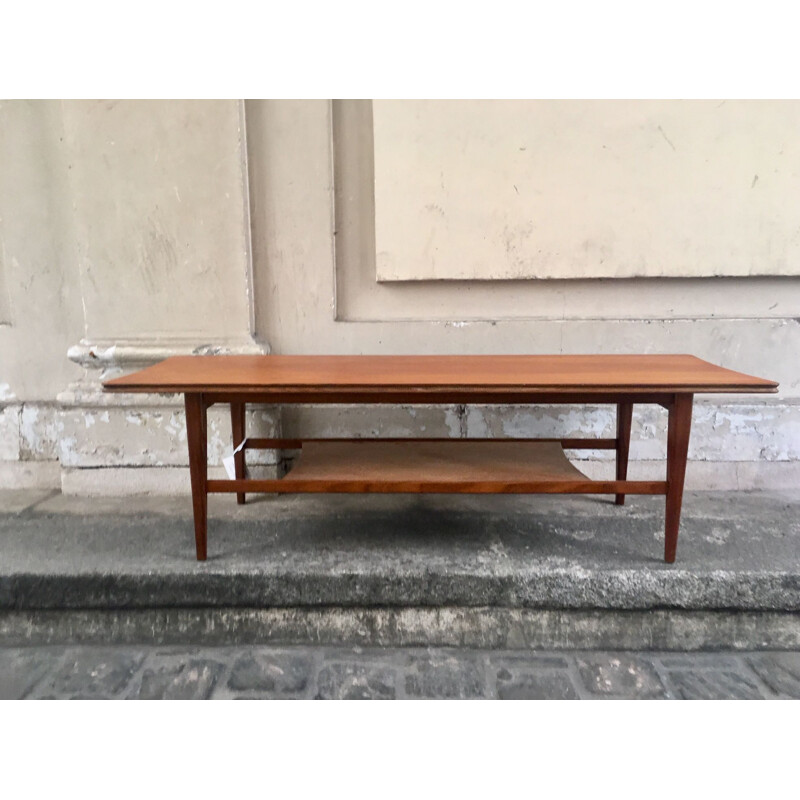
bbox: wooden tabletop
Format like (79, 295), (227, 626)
(103, 354), (778, 395)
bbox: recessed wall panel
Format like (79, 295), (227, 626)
(373, 100), (800, 281)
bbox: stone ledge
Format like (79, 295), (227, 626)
(65, 337), (268, 372)
(0, 462), (61, 490)
(1, 491), (799, 625)
(2, 608), (800, 651)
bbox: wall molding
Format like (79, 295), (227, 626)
(67, 336), (268, 370)
(331, 100), (800, 323)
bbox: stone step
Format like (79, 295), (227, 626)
(1, 489), (799, 649)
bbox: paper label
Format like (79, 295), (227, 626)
(224, 438), (247, 480)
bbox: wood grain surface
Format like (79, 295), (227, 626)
(281, 440), (590, 485)
(103, 354), (778, 395)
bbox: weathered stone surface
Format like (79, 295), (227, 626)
(1, 490), (800, 650)
(9, 399), (800, 494)
(19, 404), (60, 461)
(0, 647), (62, 699)
(134, 658), (224, 700)
(2, 490), (800, 613)
(3, 644), (800, 699)
(4, 608), (800, 652)
(0, 489), (54, 514)
(492, 654), (570, 669)
(315, 663), (396, 700)
(57, 404), (279, 469)
(0, 405), (21, 461)
(466, 402), (800, 463)
(404, 654), (486, 699)
(575, 654), (668, 699)
(656, 654), (740, 669)
(666, 669), (764, 700)
(494, 661), (578, 700)
(30, 648), (144, 699)
(227, 651), (312, 697)
(746, 653), (800, 697)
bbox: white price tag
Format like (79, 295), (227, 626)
(223, 438), (247, 480)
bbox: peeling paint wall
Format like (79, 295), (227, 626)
(58, 404), (279, 469)
(0, 99), (798, 494)
(0, 99), (267, 493)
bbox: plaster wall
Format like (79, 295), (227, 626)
(0, 99), (797, 494)
(246, 99), (800, 492)
(373, 100), (800, 280)
(0, 100), (84, 401)
(60, 100), (256, 342)
(0, 100), (269, 491)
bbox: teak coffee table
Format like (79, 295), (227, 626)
(104, 354), (778, 563)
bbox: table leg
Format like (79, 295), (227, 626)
(231, 401), (246, 505)
(615, 401), (633, 505)
(664, 393), (693, 563)
(185, 393), (208, 561)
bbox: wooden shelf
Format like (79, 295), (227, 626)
(281, 440), (590, 491)
(208, 438), (667, 494)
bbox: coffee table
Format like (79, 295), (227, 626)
(103, 354), (778, 562)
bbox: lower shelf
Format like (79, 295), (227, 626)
(282, 440), (589, 487)
(206, 440), (667, 494)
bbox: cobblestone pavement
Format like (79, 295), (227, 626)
(2, 645), (800, 699)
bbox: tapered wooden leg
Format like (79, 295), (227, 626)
(231, 401), (246, 505)
(185, 393), (208, 561)
(615, 401), (633, 505)
(664, 393), (693, 564)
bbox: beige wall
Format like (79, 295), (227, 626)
(0, 100), (84, 401)
(61, 100), (256, 343)
(0, 100), (269, 492)
(373, 100), (800, 280)
(251, 101), (798, 392)
(0, 99), (798, 493)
